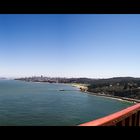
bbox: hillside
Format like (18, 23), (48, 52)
(87, 77), (140, 100)
(15, 76), (140, 100)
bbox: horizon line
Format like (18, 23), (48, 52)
(1, 76), (140, 79)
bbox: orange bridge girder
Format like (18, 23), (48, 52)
(79, 103), (140, 126)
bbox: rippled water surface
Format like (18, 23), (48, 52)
(0, 80), (133, 126)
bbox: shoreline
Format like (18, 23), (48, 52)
(86, 92), (139, 104)
(14, 80), (140, 104)
(71, 83), (89, 91)
(71, 83), (140, 104)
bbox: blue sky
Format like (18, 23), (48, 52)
(0, 14), (140, 78)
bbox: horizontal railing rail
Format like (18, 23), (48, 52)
(79, 103), (140, 126)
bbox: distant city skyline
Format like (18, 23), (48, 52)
(0, 14), (140, 78)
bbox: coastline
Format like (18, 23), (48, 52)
(14, 80), (140, 104)
(86, 92), (139, 104)
(71, 83), (89, 92)
(71, 83), (140, 104)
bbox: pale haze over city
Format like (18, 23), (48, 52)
(0, 14), (140, 78)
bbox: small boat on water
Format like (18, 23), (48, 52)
(59, 89), (65, 91)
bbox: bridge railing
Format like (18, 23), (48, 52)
(79, 103), (140, 126)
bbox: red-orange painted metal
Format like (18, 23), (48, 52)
(79, 103), (140, 126)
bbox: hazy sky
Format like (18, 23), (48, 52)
(0, 14), (140, 78)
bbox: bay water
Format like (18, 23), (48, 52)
(0, 80), (133, 126)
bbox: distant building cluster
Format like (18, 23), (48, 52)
(15, 76), (95, 84)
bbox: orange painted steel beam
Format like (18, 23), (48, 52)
(79, 103), (140, 126)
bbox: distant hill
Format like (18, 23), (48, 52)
(15, 76), (97, 84)
(15, 76), (140, 84)
(87, 77), (140, 100)
(15, 76), (140, 99)
(89, 77), (140, 84)
(0, 77), (7, 79)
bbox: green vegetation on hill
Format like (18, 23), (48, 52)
(87, 77), (140, 100)
(15, 76), (140, 100)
